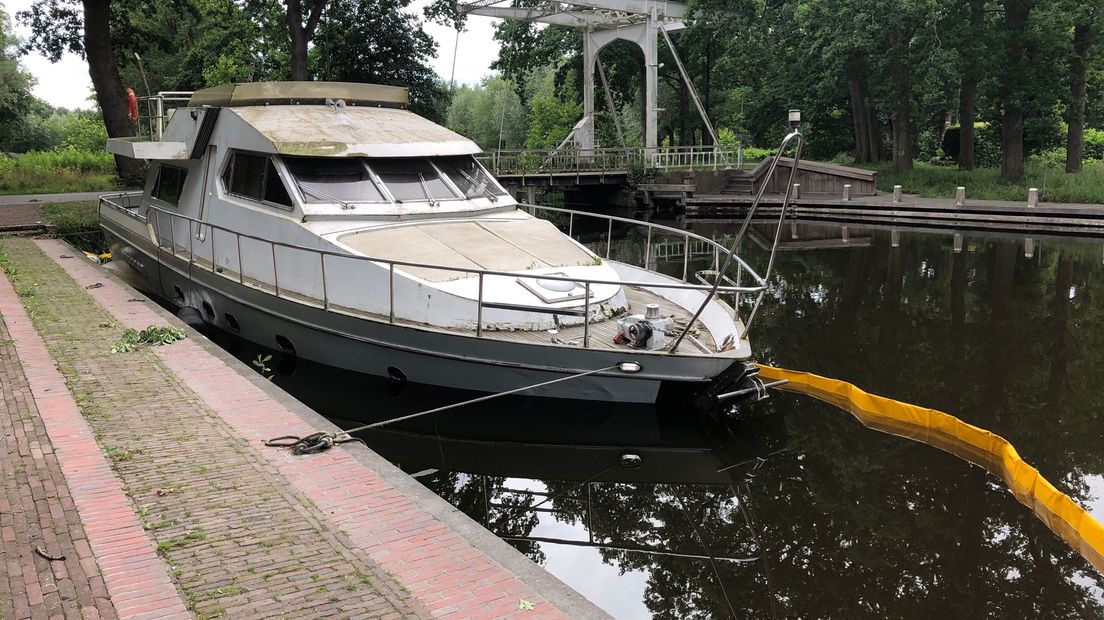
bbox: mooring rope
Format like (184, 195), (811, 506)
(266, 363), (625, 455)
(758, 364), (1104, 574)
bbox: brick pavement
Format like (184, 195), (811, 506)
(0, 238), (430, 619)
(0, 236), (599, 619)
(0, 312), (119, 620)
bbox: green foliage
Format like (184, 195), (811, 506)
(447, 78), (527, 150)
(111, 326), (187, 354)
(941, 123), (1002, 168)
(0, 149), (118, 195)
(313, 0), (443, 121)
(39, 200), (100, 234)
(857, 159), (1104, 204)
(524, 66), (582, 149)
(1084, 128), (1104, 161)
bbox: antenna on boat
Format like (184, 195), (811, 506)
(133, 52), (151, 96)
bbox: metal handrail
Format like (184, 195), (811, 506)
(102, 197), (766, 355)
(133, 91), (194, 141)
(668, 126), (804, 352)
(479, 145), (745, 175)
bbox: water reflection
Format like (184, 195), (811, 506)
(210, 218), (1104, 618)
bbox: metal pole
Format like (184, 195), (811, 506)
(568, 213), (574, 238)
(168, 215), (176, 255)
(644, 226), (652, 268)
(236, 235), (243, 284)
(476, 273), (484, 337)
(271, 243), (279, 295)
(606, 219), (612, 258)
(583, 282), (590, 348)
(320, 253), (328, 309)
(389, 263), (395, 323)
(682, 234), (690, 282)
(668, 128), (803, 352)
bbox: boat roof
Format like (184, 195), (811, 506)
(188, 81), (409, 107)
(229, 106), (481, 157)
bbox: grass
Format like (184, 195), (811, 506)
(39, 200), (100, 234)
(851, 160), (1104, 204)
(0, 149), (120, 195)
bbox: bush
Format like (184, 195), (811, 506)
(852, 159), (1104, 203)
(0, 148), (118, 195)
(1084, 128), (1104, 160)
(941, 123), (1002, 168)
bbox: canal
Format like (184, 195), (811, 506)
(209, 218), (1104, 618)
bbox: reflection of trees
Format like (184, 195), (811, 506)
(417, 472), (547, 564)
(417, 227), (1104, 618)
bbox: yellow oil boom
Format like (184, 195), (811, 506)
(759, 365), (1104, 573)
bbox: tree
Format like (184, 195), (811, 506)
(312, 0), (443, 119)
(998, 0), (1035, 182)
(0, 5), (38, 151)
(446, 78), (527, 150)
(1065, 3), (1099, 172)
(18, 0), (143, 180)
(957, 0), (987, 170)
(271, 0), (325, 81)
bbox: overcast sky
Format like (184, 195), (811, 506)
(5, 0), (501, 110)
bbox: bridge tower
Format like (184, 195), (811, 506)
(459, 0), (691, 153)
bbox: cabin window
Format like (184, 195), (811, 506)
(368, 158), (459, 202)
(263, 160), (292, 207)
(284, 156), (385, 203)
(151, 165), (187, 205)
(223, 151), (292, 209)
(435, 156), (507, 198)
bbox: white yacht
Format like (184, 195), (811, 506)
(100, 82), (785, 405)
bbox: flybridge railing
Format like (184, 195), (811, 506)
(479, 145), (744, 176)
(99, 194), (768, 351)
(133, 91), (194, 141)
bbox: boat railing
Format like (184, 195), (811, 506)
(133, 91), (195, 141)
(100, 196), (766, 353)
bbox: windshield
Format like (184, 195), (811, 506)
(435, 156), (508, 199)
(282, 156), (502, 205)
(283, 157), (385, 203)
(370, 158), (457, 202)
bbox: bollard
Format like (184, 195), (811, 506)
(892, 185), (902, 203)
(842, 184), (852, 201)
(1028, 187), (1038, 208)
(841, 225), (850, 243)
(1024, 237), (1035, 259)
(790, 220), (799, 240)
(527, 185), (537, 215)
(953, 233), (963, 254)
(955, 186), (966, 206)
(891, 229), (900, 248)
(792, 183), (801, 199)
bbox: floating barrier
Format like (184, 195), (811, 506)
(759, 364), (1104, 573)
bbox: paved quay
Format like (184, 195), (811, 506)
(0, 237), (605, 619)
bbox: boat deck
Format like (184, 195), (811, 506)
(184, 250), (725, 355)
(456, 285), (720, 354)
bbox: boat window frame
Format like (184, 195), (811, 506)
(433, 156), (510, 200)
(149, 164), (188, 207)
(220, 149), (295, 212)
(362, 157), (465, 205)
(282, 155), (393, 207)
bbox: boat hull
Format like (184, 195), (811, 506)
(103, 220), (743, 404)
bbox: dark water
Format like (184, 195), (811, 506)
(213, 218), (1104, 619)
